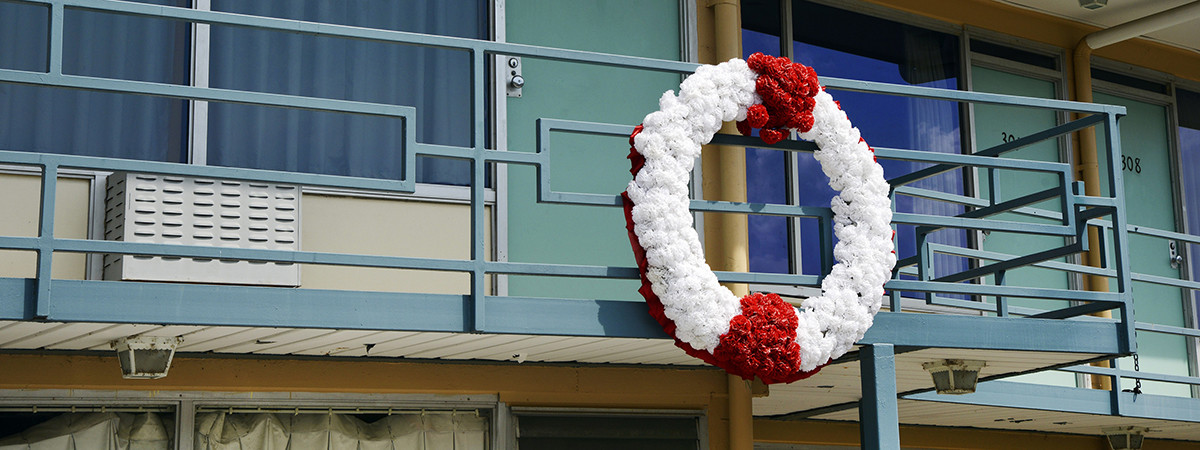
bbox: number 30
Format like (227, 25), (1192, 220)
(1121, 155), (1141, 174)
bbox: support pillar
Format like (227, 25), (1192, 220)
(860, 343), (900, 450)
(728, 374), (754, 450)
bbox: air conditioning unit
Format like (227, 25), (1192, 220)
(103, 173), (300, 286)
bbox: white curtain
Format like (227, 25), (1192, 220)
(194, 412), (487, 450)
(0, 413), (172, 450)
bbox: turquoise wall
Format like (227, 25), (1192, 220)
(505, 0), (682, 300)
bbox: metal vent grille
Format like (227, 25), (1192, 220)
(103, 172), (300, 286)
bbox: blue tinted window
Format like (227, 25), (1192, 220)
(0, 3), (48, 72)
(208, 0), (486, 184)
(1178, 89), (1200, 318)
(0, 0), (189, 162)
(742, 1), (968, 289)
(744, 27), (792, 274)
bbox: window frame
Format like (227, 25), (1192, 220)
(507, 406), (709, 450)
(745, 0), (979, 314)
(0, 388), (502, 450)
(0, 0), (504, 281)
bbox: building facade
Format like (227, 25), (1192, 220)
(0, 0), (1198, 448)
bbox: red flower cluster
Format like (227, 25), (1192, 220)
(736, 52), (821, 145)
(712, 292), (809, 384)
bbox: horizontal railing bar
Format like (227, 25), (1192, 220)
(917, 187), (1064, 235)
(884, 279), (1124, 301)
(47, 238), (475, 272)
(890, 213), (1073, 235)
(823, 77), (1125, 114)
(1060, 365), (1200, 387)
(1088, 217), (1200, 246)
(959, 188), (1062, 220)
(1073, 196), (1118, 208)
(538, 118), (635, 137)
(922, 243), (1113, 278)
(713, 271), (821, 286)
(5, 236), (825, 285)
(875, 148), (1073, 173)
(0, 149), (416, 193)
(484, 261), (637, 279)
(13, 0), (1130, 113)
(1127, 223), (1200, 244)
(1131, 272), (1200, 291)
(924, 296), (1048, 316)
(1135, 321), (1200, 339)
(1028, 301), (1124, 319)
(535, 190), (838, 218)
(932, 242), (1082, 284)
(896, 186), (1070, 221)
(0, 69), (412, 118)
(22, 0), (699, 74)
(886, 115), (1105, 187)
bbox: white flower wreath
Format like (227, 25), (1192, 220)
(623, 56), (896, 380)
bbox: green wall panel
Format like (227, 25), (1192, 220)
(972, 66), (1070, 307)
(1094, 92), (1191, 396)
(505, 0), (682, 300)
(971, 65), (1076, 387)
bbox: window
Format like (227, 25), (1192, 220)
(742, 0), (968, 294)
(0, 406), (176, 449)
(195, 409), (487, 449)
(1179, 88), (1200, 322)
(513, 410), (703, 450)
(0, 393), (496, 450)
(0, 0), (190, 162)
(0, 0), (487, 185)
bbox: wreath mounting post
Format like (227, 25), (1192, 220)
(621, 53), (896, 384)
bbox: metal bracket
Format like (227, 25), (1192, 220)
(505, 56), (524, 98)
(1169, 241), (1184, 269)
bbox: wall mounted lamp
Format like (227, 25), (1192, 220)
(922, 359), (986, 394)
(1104, 426), (1148, 450)
(111, 336), (183, 379)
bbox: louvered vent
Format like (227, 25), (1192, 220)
(103, 173), (300, 286)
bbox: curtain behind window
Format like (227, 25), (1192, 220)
(194, 412), (487, 450)
(0, 1), (189, 162)
(0, 413), (173, 450)
(207, 0), (486, 185)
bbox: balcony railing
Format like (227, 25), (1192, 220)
(2, 0), (1184, 405)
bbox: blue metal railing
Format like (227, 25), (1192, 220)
(0, 0), (1137, 347)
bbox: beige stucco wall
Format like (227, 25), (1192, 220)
(0, 173), (489, 294)
(300, 193), (491, 294)
(0, 173), (90, 280)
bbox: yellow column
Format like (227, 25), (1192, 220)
(703, 1), (754, 449)
(1072, 41), (1113, 392)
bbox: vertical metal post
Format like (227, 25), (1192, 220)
(177, 399), (196, 450)
(888, 194), (900, 313)
(1103, 113), (1135, 356)
(188, 0), (212, 166)
(471, 49), (488, 333)
(860, 343), (900, 450)
(995, 270), (1008, 317)
(34, 163), (58, 319)
(48, 1), (64, 75)
(916, 231), (933, 304)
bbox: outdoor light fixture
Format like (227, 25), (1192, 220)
(1103, 426), (1148, 450)
(111, 336), (183, 379)
(1079, 0), (1108, 10)
(922, 359), (986, 394)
